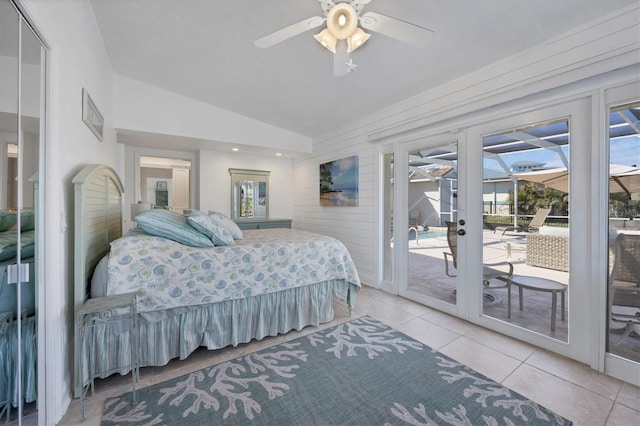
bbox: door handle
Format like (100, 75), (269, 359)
(457, 229), (466, 236)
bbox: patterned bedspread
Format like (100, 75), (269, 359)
(107, 228), (360, 313)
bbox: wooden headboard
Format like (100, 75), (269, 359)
(72, 164), (123, 398)
(72, 164), (124, 308)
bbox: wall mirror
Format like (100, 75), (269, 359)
(0, 0), (45, 421)
(229, 168), (270, 220)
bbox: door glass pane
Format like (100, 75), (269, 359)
(383, 153), (393, 283)
(406, 143), (457, 303)
(482, 120), (570, 342)
(607, 101), (640, 363)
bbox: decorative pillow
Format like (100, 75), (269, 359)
(183, 208), (203, 216)
(20, 210), (35, 231)
(134, 209), (214, 247)
(0, 230), (18, 261)
(208, 211), (243, 240)
(186, 211), (235, 246)
(0, 210), (17, 232)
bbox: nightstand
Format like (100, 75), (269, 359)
(76, 292), (138, 420)
(155, 190), (169, 207)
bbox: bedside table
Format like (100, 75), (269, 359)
(76, 292), (138, 420)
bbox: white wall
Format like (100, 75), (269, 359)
(291, 136), (375, 284)
(292, 5), (640, 290)
(114, 75), (312, 154)
(20, 1), (118, 424)
(199, 150), (293, 220)
(408, 181), (440, 227)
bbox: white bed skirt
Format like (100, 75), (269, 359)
(81, 279), (353, 383)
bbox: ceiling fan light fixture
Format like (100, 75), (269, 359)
(347, 27), (370, 52)
(326, 2), (358, 39)
(313, 28), (337, 53)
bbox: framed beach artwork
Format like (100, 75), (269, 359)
(319, 155), (359, 206)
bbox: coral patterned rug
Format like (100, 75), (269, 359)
(101, 316), (571, 425)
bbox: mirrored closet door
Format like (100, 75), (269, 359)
(0, 0), (45, 423)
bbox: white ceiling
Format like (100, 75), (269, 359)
(90, 0), (637, 140)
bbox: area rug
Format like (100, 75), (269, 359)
(101, 316), (571, 425)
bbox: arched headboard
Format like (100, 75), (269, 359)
(72, 164), (124, 398)
(72, 164), (124, 308)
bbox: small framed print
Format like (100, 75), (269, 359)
(82, 88), (104, 141)
(156, 181), (168, 191)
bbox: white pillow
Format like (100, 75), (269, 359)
(539, 226), (569, 237)
(186, 211), (235, 246)
(208, 211), (243, 240)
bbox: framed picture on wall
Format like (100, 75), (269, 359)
(156, 181), (168, 191)
(81, 88), (104, 141)
(319, 155), (359, 206)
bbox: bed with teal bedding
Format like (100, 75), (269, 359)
(73, 165), (360, 397)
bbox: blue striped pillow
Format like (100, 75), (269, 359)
(134, 209), (214, 247)
(187, 211), (235, 246)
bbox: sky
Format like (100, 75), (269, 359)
(330, 156), (359, 190)
(484, 135), (639, 176)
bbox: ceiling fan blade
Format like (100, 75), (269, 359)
(333, 40), (349, 77)
(360, 11), (434, 47)
(254, 16), (325, 48)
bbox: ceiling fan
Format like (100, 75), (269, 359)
(254, 0), (434, 76)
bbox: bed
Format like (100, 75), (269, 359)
(73, 165), (360, 397)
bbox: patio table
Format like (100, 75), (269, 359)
(508, 275), (567, 331)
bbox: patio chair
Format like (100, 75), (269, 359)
(443, 221), (513, 299)
(495, 207), (551, 236)
(608, 233), (640, 346)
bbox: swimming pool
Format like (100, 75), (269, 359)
(408, 228), (447, 242)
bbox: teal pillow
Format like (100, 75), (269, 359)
(0, 230), (18, 261)
(20, 210), (35, 231)
(187, 211), (235, 246)
(134, 209), (214, 248)
(0, 211), (17, 232)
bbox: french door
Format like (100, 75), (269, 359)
(601, 82), (640, 385)
(385, 98), (593, 363)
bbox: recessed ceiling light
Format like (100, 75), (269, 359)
(232, 148), (239, 152)
(276, 153), (282, 156)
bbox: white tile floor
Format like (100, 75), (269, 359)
(46, 285), (640, 426)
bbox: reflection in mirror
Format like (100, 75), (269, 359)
(0, 2), (19, 419)
(229, 169), (270, 220)
(138, 156), (191, 211)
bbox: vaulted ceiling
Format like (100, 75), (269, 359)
(90, 0), (637, 139)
